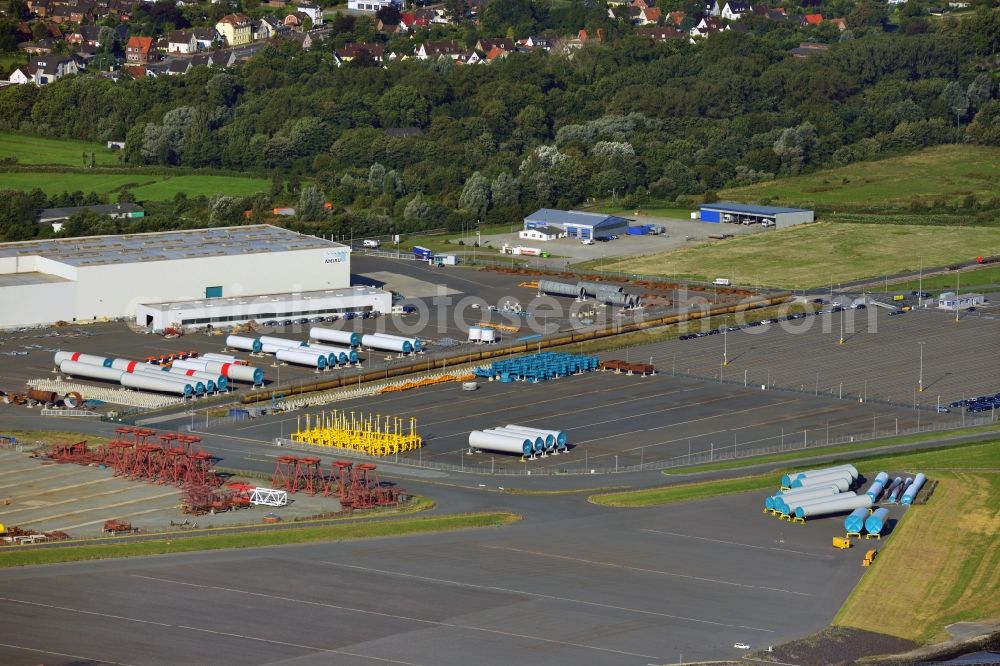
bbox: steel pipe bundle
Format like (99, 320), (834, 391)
(127, 364), (205, 394)
(794, 493), (871, 519)
(172, 358), (263, 384)
(864, 508), (890, 534)
(372, 332), (422, 352)
(844, 507), (868, 533)
(498, 426), (553, 451)
(226, 335), (263, 353)
(578, 281), (623, 296)
(468, 430), (534, 456)
(310, 327), (361, 348)
(305, 342), (359, 364)
(769, 485), (840, 513)
(503, 424), (568, 449)
(54, 351), (112, 368)
(275, 349), (328, 370)
(160, 366), (229, 391)
(781, 464), (859, 488)
(202, 353), (240, 363)
(259, 335), (308, 349)
(59, 359), (124, 382)
(885, 476), (903, 499)
(361, 334), (414, 354)
(120, 371), (195, 397)
(488, 428), (544, 453)
(539, 279), (586, 299)
(791, 474), (853, 492)
(787, 490), (858, 516)
(901, 473), (926, 505)
(890, 477), (914, 503)
(865, 472), (890, 501)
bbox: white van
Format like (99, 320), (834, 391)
(362, 239), (380, 248)
(712, 278), (731, 286)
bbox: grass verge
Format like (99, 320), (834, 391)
(664, 424), (1000, 475)
(0, 133), (120, 167)
(0, 171), (269, 200)
(503, 485), (627, 495)
(590, 440), (999, 508)
(587, 222), (1000, 290)
(882, 264), (1000, 295)
(0, 512), (520, 568)
(834, 470), (999, 642)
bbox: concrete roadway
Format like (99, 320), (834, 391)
(0, 486), (863, 666)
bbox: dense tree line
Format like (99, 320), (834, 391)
(1, 6), (1000, 242)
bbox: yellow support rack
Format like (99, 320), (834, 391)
(291, 409), (423, 456)
(846, 532), (862, 539)
(864, 533), (882, 540)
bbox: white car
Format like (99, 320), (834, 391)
(734, 642), (751, 650)
(581, 239), (594, 245)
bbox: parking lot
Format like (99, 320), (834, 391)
(209, 366), (959, 473)
(632, 303), (1000, 407)
(0, 487), (876, 665)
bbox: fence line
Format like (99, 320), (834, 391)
(268, 415), (996, 476)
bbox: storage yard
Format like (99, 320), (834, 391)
(0, 245), (996, 666)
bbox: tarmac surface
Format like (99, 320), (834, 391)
(206, 369), (958, 473)
(0, 487), (870, 665)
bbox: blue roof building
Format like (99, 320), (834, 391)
(523, 209), (632, 240)
(698, 202), (813, 229)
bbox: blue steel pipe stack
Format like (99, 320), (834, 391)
(479, 352), (600, 383)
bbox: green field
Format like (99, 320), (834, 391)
(0, 54), (28, 79)
(884, 264), (1000, 294)
(587, 222), (1000, 289)
(0, 512), (520, 568)
(721, 145), (1000, 209)
(595, 204), (694, 220)
(834, 443), (1000, 642)
(0, 133), (120, 167)
(0, 171), (270, 200)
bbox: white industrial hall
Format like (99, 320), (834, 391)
(0, 225), (390, 329)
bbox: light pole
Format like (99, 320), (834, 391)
(917, 256), (923, 308)
(722, 324), (728, 366)
(839, 307), (845, 345)
(918, 341), (925, 392)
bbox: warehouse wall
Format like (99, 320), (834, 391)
(776, 211), (815, 228)
(1, 246), (351, 328)
(0, 280), (78, 328)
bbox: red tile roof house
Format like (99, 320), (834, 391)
(126, 35), (156, 65)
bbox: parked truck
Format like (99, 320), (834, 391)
(412, 246), (433, 260)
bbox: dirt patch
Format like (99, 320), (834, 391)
(754, 626), (918, 666)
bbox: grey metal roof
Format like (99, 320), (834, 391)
(37, 203), (143, 222)
(701, 201), (809, 215)
(145, 286), (383, 313)
(701, 201), (811, 215)
(525, 209), (632, 229)
(0, 225), (346, 267)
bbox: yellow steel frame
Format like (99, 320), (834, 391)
(291, 409), (422, 456)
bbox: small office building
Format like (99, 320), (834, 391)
(937, 292), (985, 310)
(523, 209), (631, 240)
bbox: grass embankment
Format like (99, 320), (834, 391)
(0, 171), (269, 200)
(664, 424), (1000, 475)
(595, 204), (694, 220)
(884, 264), (1000, 295)
(0, 429), (111, 449)
(588, 222), (1000, 289)
(721, 145), (1000, 212)
(589, 440), (999, 508)
(834, 450), (1000, 642)
(0, 512), (521, 568)
(0, 133), (120, 167)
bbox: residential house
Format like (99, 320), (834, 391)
(8, 64), (37, 84)
(215, 13), (252, 46)
(666, 11), (685, 25)
(192, 27), (221, 49)
(720, 1), (751, 19)
(295, 1), (324, 25)
(376, 15), (400, 32)
(37, 203), (144, 233)
(167, 30), (197, 54)
(803, 12), (823, 25)
(707, 0), (721, 15)
(398, 12), (428, 31)
(416, 40), (462, 60)
(334, 42), (385, 63)
(751, 5), (787, 20)
(629, 0), (654, 10)
(827, 17), (847, 30)
(287, 31), (314, 49)
(17, 54), (82, 84)
(637, 6), (662, 24)
(475, 37), (514, 52)
(256, 16), (286, 39)
(635, 26), (686, 40)
(163, 59), (191, 75)
(690, 15), (727, 38)
(125, 35), (155, 64)
(283, 13), (303, 30)
(517, 35), (554, 50)
(19, 39), (58, 54)
(347, 0), (398, 11)
(455, 49), (484, 64)
(484, 45), (508, 62)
